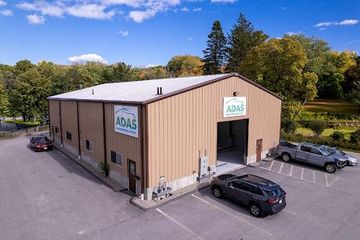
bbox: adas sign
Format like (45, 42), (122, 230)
(223, 97), (247, 117)
(114, 105), (138, 138)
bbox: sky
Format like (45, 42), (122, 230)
(0, 0), (359, 67)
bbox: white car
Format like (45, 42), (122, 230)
(324, 146), (358, 166)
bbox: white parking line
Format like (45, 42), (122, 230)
(325, 174), (329, 187)
(327, 176), (340, 187)
(279, 163), (284, 173)
(301, 168), (304, 180)
(269, 160), (275, 170)
(289, 165), (293, 177)
(156, 208), (204, 240)
(312, 171), (316, 183)
(284, 209), (298, 216)
(191, 194), (273, 237)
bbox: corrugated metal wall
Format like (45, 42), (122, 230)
(78, 102), (104, 163)
(49, 100), (60, 144)
(146, 76), (281, 187)
(61, 101), (79, 152)
(104, 103), (142, 181)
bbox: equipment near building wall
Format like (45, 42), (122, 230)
(198, 155), (208, 179)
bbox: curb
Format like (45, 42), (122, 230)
(130, 181), (212, 211)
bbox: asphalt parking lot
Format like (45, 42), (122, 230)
(1, 136), (360, 240)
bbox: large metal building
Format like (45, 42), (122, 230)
(48, 73), (282, 200)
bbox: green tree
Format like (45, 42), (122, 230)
(226, 13), (267, 73)
(240, 37), (318, 103)
(287, 34), (331, 75)
(167, 55), (204, 77)
(14, 60), (35, 75)
(137, 66), (168, 80)
(343, 64), (360, 95)
(317, 51), (356, 98)
(0, 81), (9, 116)
(202, 20), (227, 74)
(104, 62), (136, 83)
(9, 69), (50, 121)
(308, 121), (326, 137)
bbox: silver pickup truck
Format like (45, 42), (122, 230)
(276, 142), (347, 173)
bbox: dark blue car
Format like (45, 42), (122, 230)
(210, 174), (286, 217)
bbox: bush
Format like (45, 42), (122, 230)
(98, 162), (109, 177)
(280, 132), (360, 152)
(281, 119), (296, 134)
(330, 131), (345, 141)
(350, 129), (360, 144)
(308, 121), (327, 136)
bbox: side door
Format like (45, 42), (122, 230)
(308, 147), (325, 166)
(227, 181), (252, 204)
(297, 145), (311, 163)
(128, 160), (137, 194)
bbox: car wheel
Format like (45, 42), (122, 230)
(325, 163), (336, 173)
(212, 187), (222, 199)
(249, 203), (262, 217)
(281, 153), (291, 162)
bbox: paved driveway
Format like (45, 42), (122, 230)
(1, 136), (360, 240)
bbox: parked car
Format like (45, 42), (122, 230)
(277, 142), (347, 173)
(30, 135), (53, 152)
(210, 174), (286, 217)
(323, 146), (358, 166)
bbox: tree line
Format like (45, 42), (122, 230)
(0, 13), (359, 123)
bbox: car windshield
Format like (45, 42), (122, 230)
(318, 147), (331, 156)
(35, 137), (48, 143)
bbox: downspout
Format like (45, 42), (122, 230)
(47, 100), (51, 139)
(140, 104), (148, 199)
(59, 100), (63, 146)
(102, 102), (107, 165)
(77, 101), (81, 157)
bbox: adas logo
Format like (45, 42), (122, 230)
(224, 97), (246, 117)
(115, 105), (138, 137)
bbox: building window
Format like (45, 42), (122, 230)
(111, 151), (123, 166)
(66, 132), (72, 140)
(86, 140), (93, 151)
(55, 127), (59, 133)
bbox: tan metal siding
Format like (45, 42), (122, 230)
(60, 101), (79, 151)
(146, 76), (281, 187)
(104, 103), (142, 180)
(78, 102), (104, 163)
(49, 100), (60, 143)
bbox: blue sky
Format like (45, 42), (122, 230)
(0, 0), (359, 67)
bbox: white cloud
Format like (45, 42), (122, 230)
(180, 7), (189, 12)
(193, 7), (202, 12)
(67, 4), (116, 20)
(339, 19), (358, 26)
(0, 0), (6, 7)
(285, 31), (301, 36)
(314, 21), (337, 28)
(16, 0), (183, 23)
(146, 64), (162, 68)
(1, 9), (13, 16)
(315, 19), (359, 29)
(211, 0), (237, 3)
(129, 9), (156, 23)
(68, 54), (108, 64)
(101, 0), (143, 7)
(27, 14), (45, 25)
(118, 30), (129, 36)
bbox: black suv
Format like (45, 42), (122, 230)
(210, 174), (286, 217)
